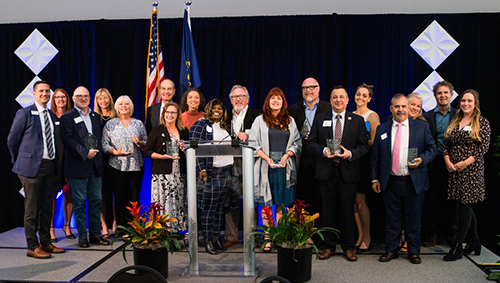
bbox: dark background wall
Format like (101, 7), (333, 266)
(1, 13), (499, 254)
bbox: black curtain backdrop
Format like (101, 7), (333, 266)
(1, 13), (499, 254)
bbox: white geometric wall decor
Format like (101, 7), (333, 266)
(413, 71), (459, 111)
(410, 20), (459, 70)
(15, 76), (55, 108)
(411, 21), (459, 112)
(14, 29), (58, 75)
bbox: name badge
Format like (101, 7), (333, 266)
(323, 120), (332, 127)
(31, 110), (39, 115)
(115, 125), (123, 129)
(74, 116), (83, 124)
(206, 126), (213, 133)
(55, 121), (60, 126)
(381, 133), (387, 140)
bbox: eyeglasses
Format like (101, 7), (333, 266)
(74, 94), (90, 99)
(165, 111), (177, 116)
(53, 96), (67, 99)
(230, 95), (247, 100)
(302, 85), (319, 91)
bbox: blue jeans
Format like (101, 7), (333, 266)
(69, 174), (102, 239)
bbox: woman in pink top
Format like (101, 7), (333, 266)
(180, 88), (206, 131)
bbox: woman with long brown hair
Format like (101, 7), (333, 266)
(442, 89), (490, 261)
(250, 87), (301, 252)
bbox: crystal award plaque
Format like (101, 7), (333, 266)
(84, 133), (98, 150)
(165, 141), (179, 157)
(270, 151), (283, 165)
(327, 138), (342, 154)
(408, 148), (418, 163)
(300, 119), (310, 137)
(120, 137), (134, 153)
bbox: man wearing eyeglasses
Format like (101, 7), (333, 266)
(60, 86), (109, 248)
(8, 80), (65, 258)
(221, 85), (260, 248)
(146, 79), (176, 134)
(289, 78), (331, 230)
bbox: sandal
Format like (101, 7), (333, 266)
(263, 242), (272, 253)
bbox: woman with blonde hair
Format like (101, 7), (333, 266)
(442, 89), (490, 261)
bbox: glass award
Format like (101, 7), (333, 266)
(270, 151), (283, 165)
(327, 138), (342, 154)
(120, 137), (134, 153)
(84, 133), (98, 150)
(165, 141), (179, 157)
(408, 148), (418, 163)
(300, 119), (310, 138)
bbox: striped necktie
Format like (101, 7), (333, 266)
(43, 110), (54, 159)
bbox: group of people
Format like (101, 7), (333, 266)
(8, 77), (490, 265)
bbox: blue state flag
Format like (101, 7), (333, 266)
(180, 8), (201, 95)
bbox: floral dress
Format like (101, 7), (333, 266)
(442, 116), (490, 204)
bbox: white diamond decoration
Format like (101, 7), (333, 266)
(413, 71), (458, 112)
(14, 29), (58, 75)
(16, 76), (54, 108)
(411, 20), (459, 70)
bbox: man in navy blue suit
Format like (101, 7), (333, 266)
(371, 93), (437, 264)
(60, 86), (109, 248)
(8, 80), (65, 258)
(308, 86), (369, 262)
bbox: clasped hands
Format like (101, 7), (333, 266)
(445, 160), (468, 172)
(324, 145), (350, 159)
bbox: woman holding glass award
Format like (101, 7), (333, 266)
(101, 95), (147, 232)
(352, 83), (380, 252)
(144, 102), (189, 233)
(249, 87), (301, 252)
(189, 98), (233, 255)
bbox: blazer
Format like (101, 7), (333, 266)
(307, 110), (369, 182)
(227, 106), (261, 132)
(423, 106), (457, 144)
(188, 119), (215, 176)
(144, 124), (189, 174)
(289, 99), (331, 172)
(145, 103), (162, 134)
(370, 118), (437, 194)
(60, 108), (104, 178)
(7, 104), (60, 178)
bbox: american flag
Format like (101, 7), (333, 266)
(145, 5), (165, 111)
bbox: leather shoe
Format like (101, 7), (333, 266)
(40, 244), (65, 253)
(205, 240), (218, 255)
(319, 249), (335, 260)
(344, 250), (357, 262)
(379, 252), (399, 262)
(79, 238), (90, 248)
(213, 238), (227, 250)
(422, 235), (439, 247)
(408, 253), (421, 264)
(222, 239), (238, 248)
(90, 236), (111, 246)
(27, 247), (51, 259)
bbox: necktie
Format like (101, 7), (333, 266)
(44, 110), (54, 159)
(392, 123), (402, 174)
(334, 114), (342, 164)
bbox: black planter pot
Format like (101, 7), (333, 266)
(133, 246), (169, 279)
(277, 246), (312, 283)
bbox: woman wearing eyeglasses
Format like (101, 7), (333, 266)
(144, 102), (189, 233)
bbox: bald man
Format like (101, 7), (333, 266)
(60, 86), (109, 248)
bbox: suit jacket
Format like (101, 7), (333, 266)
(289, 99), (331, 172)
(7, 104), (60, 178)
(188, 119), (215, 176)
(370, 118), (437, 194)
(60, 108), (104, 178)
(144, 124), (189, 174)
(307, 110), (369, 182)
(422, 106), (457, 143)
(227, 107), (261, 132)
(145, 103), (162, 134)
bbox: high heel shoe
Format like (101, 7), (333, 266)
(463, 239), (481, 256)
(444, 243), (463, 261)
(205, 240), (218, 255)
(62, 225), (76, 239)
(263, 242), (272, 253)
(357, 243), (371, 253)
(50, 226), (57, 243)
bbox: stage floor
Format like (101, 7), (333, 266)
(0, 227), (498, 283)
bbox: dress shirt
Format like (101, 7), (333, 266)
(75, 106), (93, 134)
(391, 119), (409, 176)
(434, 106), (451, 154)
(158, 101), (166, 123)
(231, 105), (248, 134)
(212, 122), (234, 167)
(35, 102), (55, 160)
(303, 99), (319, 129)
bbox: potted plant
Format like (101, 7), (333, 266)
(113, 201), (182, 279)
(251, 200), (340, 283)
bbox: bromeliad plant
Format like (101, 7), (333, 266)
(251, 200), (340, 255)
(114, 201), (182, 262)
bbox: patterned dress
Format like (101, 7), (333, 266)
(151, 134), (187, 233)
(442, 116), (490, 204)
